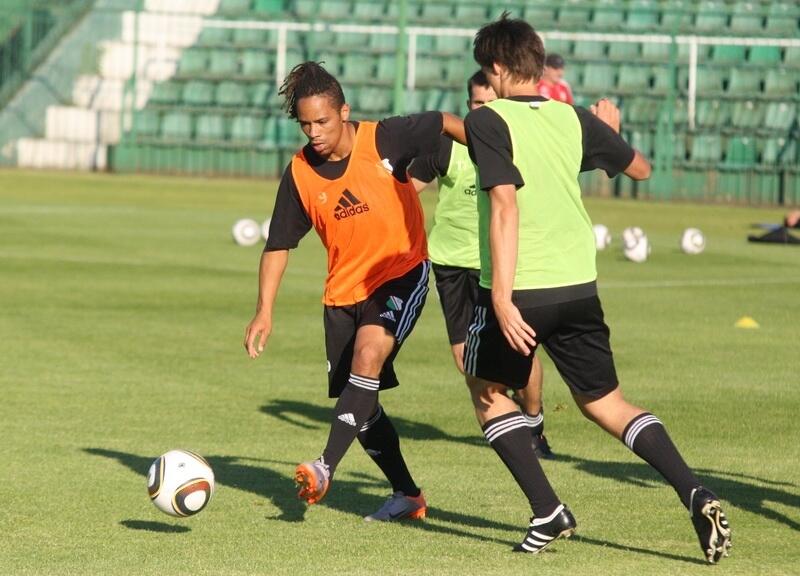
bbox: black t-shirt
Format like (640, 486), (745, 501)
(408, 134), (453, 183)
(265, 112), (444, 251)
(464, 95), (636, 191)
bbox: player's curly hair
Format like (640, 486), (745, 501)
(278, 61), (345, 120)
(473, 12), (545, 82)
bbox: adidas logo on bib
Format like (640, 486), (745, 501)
(334, 189), (370, 220)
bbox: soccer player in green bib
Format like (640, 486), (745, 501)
(410, 71), (553, 458)
(462, 15), (732, 563)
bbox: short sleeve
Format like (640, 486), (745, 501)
(574, 106), (636, 178)
(407, 135), (452, 183)
(376, 111), (444, 168)
(264, 164), (312, 251)
(464, 105), (524, 191)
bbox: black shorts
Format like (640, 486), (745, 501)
(324, 260), (430, 398)
(464, 288), (619, 399)
(432, 263), (481, 345)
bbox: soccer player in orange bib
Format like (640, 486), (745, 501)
(244, 62), (465, 521)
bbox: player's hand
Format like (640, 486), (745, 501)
(590, 98), (621, 134)
(492, 299), (537, 356)
(244, 312), (272, 359)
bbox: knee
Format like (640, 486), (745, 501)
(352, 342), (389, 375)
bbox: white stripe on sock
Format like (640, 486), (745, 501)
(483, 415), (528, 443)
(624, 414), (662, 450)
(359, 405), (383, 432)
(524, 412), (544, 428)
(349, 373), (380, 391)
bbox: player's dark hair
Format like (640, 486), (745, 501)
(545, 53), (566, 69)
(466, 70), (491, 100)
(278, 61), (345, 119)
(473, 12), (545, 82)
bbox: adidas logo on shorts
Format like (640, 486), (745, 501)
(334, 189), (370, 220)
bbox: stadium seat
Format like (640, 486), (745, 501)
(784, 47), (800, 67)
(232, 28), (264, 47)
(183, 81), (215, 106)
(748, 46), (782, 64)
(179, 48), (208, 75)
(626, 0), (659, 30)
(340, 53), (371, 82)
(333, 31), (369, 50)
(628, 129), (654, 157)
(522, 5), (556, 27)
(443, 56), (468, 85)
(434, 35), (470, 55)
(694, 1), (730, 33)
(230, 115), (264, 142)
(710, 45), (746, 64)
(250, 83), (278, 108)
(562, 62), (582, 90)
(415, 35), (436, 56)
(660, 0), (693, 31)
(728, 69), (762, 94)
(677, 42), (710, 63)
(319, 0), (350, 21)
(294, 0), (315, 19)
(375, 54), (396, 84)
(356, 86), (393, 113)
(761, 137), (797, 164)
(590, 0), (625, 29)
(573, 40), (607, 60)
(641, 41), (671, 62)
(558, 1), (592, 28)
(219, 0), (252, 14)
(765, 2), (799, 36)
(132, 110), (160, 137)
(353, 2), (385, 21)
(197, 27), (231, 46)
(241, 50), (271, 77)
(150, 81), (183, 104)
(216, 81), (249, 107)
(276, 116), (305, 148)
(731, 100), (766, 129)
(415, 59), (443, 86)
(689, 134), (723, 164)
(617, 65), (651, 93)
(682, 67), (726, 95)
(209, 50), (239, 76)
(608, 41), (640, 61)
(730, 2), (765, 35)
(724, 136), (758, 168)
(369, 32), (396, 53)
(650, 66), (676, 94)
(543, 38), (572, 58)
(581, 63), (616, 92)
(161, 112), (193, 140)
(624, 97), (660, 124)
(764, 69), (797, 97)
(671, 133), (687, 161)
(195, 114), (226, 142)
(254, 0), (284, 15)
(419, 3), (453, 23)
(453, 4), (486, 25)
(696, 99), (731, 128)
(764, 102), (797, 131)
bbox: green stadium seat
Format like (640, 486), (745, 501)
(765, 2), (799, 36)
(626, 0), (659, 30)
(195, 114), (226, 142)
(558, 1), (592, 28)
(230, 115), (264, 143)
(419, 3), (453, 23)
(694, 1), (729, 33)
(660, 0), (692, 31)
(183, 81), (215, 106)
(416, 35), (436, 55)
(710, 45), (746, 64)
(375, 54), (396, 83)
(784, 47), (800, 66)
(689, 134), (723, 164)
(340, 53), (368, 82)
(219, 0), (252, 14)
(628, 130), (654, 157)
(241, 50), (271, 77)
(216, 81), (249, 107)
(681, 66), (726, 95)
(573, 40), (607, 60)
(404, 89), (427, 113)
(132, 110), (160, 137)
(276, 117), (305, 148)
(150, 81), (183, 104)
(724, 136), (758, 168)
(443, 56), (468, 85)
(671, 133), (687, 161)
(356, 86), (393, 113)
(581, 63), (615, 92)
(748, 46), (782, 64)
(608, 41), (640, 61)
(677, 42), (710, 63)
(641, 41), (671, 62)
(522, 6), (556, 26)
(179, 48), (208, 75)
(591, 0), (624, 29)
(415, 59), (442, 86)
(761, 137), (797, 165)
(434, 35), (470, 55)
(696, 99), (731, 128)
(260, 116), (280, 148)
(209, 50), (239, 76)
(728, 69), (762, 94)
(232, 28), (264, 47)
(764, 102), (797, 131)
(730, 2), (764, 35)
(332, 31), (368, 50)
(294, 0), (315, 18)
(617, 65), (650, 93)
(253, 0), (283, 15)
(624, 97), (659, 124)
(353, 2), (385, 21)
(453, 4), (486, 25)
(161, 112), (193, 140)
(731, 100), (766, 129)
(543, 38), (572, 58)
(319, 0), (350, 20)
(651, 66), (675, 94)
(764, 69), (797, 97)
(317, 52), (341, 74)
(197, 27), (231, 46)
(386, 1), (421, 22)
(250, 82), (278, 108)
(369, 32), (396, 53)
(285, 49), (305, 73)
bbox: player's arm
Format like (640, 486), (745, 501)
(408, 135), (452, 193)
(245, 250), (288, 358)
(579, 100), (651, 181)
(442, 112), (466, 146)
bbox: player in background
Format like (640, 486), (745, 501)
(410, 70), (553, 458)
(244, 62), (466, 521)
(463, 15), (732, 563)
(535, 53), (574, 105)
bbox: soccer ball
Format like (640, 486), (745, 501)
(147, 449), (215, 517)
(622, 226), (650, 263)
(261, 217), (271, 241)
(593, 224), (611, 250)
(232, 218), (261, 246)
(681, 227), (705, 254)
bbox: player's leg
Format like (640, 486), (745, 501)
(432, 264), (480, 374)
(511, 355), (554, 458)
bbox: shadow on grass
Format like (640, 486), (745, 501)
(260, 399), (485, 447)
(557, 453), (800, 531)
(120, 520), (190, 533)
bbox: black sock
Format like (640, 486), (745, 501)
(522, 409), (544, 436)
(482, 411), (560, 518)
(357, 405), (420, 497)
(321, 374), (379, 477)
(623, 412), (700, 509)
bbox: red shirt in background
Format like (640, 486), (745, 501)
(536, 79), (574, 105)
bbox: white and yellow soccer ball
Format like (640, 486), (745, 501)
(147, 449), (215, 517)
(593, 224), (611, 250)
(681, 227), (706, 255)
(232, 218), (261, 246)
(622, 226), (650, 263)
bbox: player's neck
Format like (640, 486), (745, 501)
(501, 80), (539, 99)
(327, 122), (355, 162)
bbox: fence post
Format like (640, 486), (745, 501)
(392, 0), (407, 115)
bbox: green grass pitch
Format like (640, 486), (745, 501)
(1, 169), (798, 575)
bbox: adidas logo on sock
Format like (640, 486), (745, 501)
(333, 189), (370, 220)
(337, 413), (357, 427)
